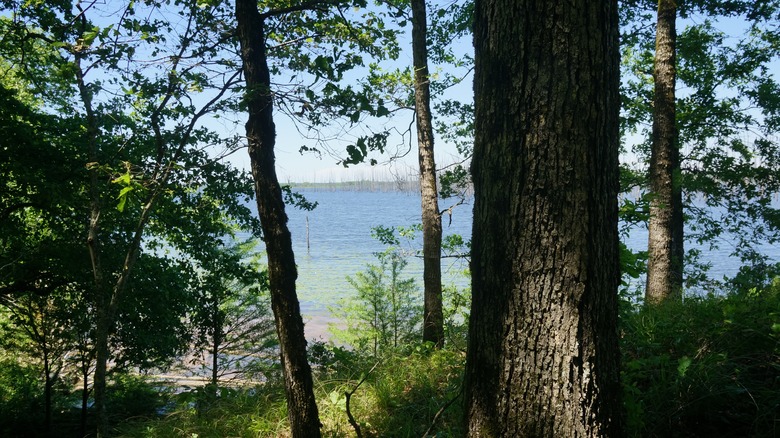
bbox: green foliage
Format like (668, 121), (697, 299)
(620, 2), (780, 287)
(115, 381), (289, 437)
(116, 346), (465, 437)
(12, 276), (777, 437)
(188, 239), (277, 385)
(0, 4), (268, 435)
(367, 224), (470, 350)
(330, 249), (422, 357)
(621, 279), (780, 437)
(339, 132), (390, 167)
(620, 241), (648, 289)
(0, 358), (43, 436)
(442, 282), (470, 351)
(105, 374), (169, 422)
(111, 163), (145, 213)
(281, 185), (319, 211)
(315, 347), (465, 437)
(438, 163), (470, 200)
(112, 255), (194, 372)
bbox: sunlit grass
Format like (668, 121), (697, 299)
(116, 347), (465, 437)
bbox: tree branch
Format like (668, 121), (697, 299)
(260, 0), (342, 19)
(345, 361), (380, 438)
(421, 381), (464, 438)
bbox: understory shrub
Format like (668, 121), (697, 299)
(329, 249), (422, 357)
(116, 345), (465, 437)
(314, 345), (465, 437)
(0, 359), (43, 437)
(621, 277), (780, 437)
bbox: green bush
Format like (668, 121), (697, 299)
(330, 249), (422, 357)
(106, 373), (169, 423)
(0, 359), (43, 437)
(115, 382), (289, 437)
(314, 345), (465, 437)
(621, 278), (780, 437)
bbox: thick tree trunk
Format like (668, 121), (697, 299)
(235, 1), (322, 436)
(464, 0), (622, 436)
(411, 0), (444, 348)
(646, 0), (683, 305)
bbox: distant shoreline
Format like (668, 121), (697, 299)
(286, 179), (477, 196)
(286, 180), (421, 192)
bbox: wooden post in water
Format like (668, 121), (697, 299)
(306, 216), (310, 254)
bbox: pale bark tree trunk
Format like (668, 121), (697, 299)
(646, 0), (683, 305)
(411, 0), (444, 348)
(464, 0), (623, 436)
(235, 1), (322, 436)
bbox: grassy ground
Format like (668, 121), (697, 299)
(115, 346), (465, 437)
(115, 281), (780, 437)
(3, 280), (778, 437)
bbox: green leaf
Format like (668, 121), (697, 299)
(116, 186), (134, 212)
(112, 173), (132, 186)
(116, 196), (127, 212)
(81, 27), (99, 46)
(677, 356), (692, 378)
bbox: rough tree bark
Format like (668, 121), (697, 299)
(464, 0), (623, 436)
(411, 0), (444, 348)
(235, 0), (322, 436)
(646, 0), (683, 305)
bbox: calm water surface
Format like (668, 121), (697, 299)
(247, 189), (778, 339)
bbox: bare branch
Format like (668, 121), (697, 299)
(345, 361), (381, 438)
(421, 382), (464, 438)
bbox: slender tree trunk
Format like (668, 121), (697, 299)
(43, 347), (52, 436)
(93, 314), (111, 436)
(211, 302), (220, 387)
(74, 43), (111, 437)
(211, 332), (219, 387)
(80, 365), (89, 438)
(464, 0), (622, 436)
(411, 0), (444, 348)
(235, 1), (322, 436)
(646, 0), (683, 305)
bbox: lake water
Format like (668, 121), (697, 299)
(281, 189), (472, 339)
(248, 189), (778, 339)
